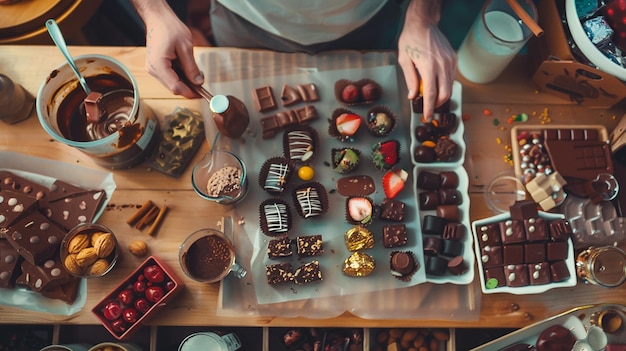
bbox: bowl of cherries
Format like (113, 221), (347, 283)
(92, 256), (184, 340)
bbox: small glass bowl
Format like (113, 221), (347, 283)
(60, 223), (119, 278)
(484, 173), (527, 214)
(191, 150), (248, 205)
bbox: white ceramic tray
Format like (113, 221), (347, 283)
(471, 304), (626, 351)
(410, 82), (473, 284)
(471, 211), (577, 295)
(0, 151), (116, 315)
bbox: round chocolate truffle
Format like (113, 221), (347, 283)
(414, 145), (436, 163)
(390, 251), (417, 281)
(361, 82), (382, 101)
(341, 84), (359, 103)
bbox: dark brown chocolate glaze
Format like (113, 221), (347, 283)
(543, 128), (613, 181)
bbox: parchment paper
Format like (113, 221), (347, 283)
(0, 151), (116, 315)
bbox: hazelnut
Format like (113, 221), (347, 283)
(64, 254), (84, 275)
(128, 240), (148, 257)
(89, 258), (110, 276)
(90, 231), (106, 247)
(76, 247), (98, 267)
(93, 233), (116, 258)
(67, 233), (90, 254)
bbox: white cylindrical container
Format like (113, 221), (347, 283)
(178, 332), (241, 351)
(457, 0), (537, 84)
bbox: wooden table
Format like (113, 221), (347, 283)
(0, 45), (625, 328)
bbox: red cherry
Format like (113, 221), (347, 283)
(122, 307), (140, 324)
(165, 280), (176, 292)
(117, 289), (135, 305)
(143, 265), (166, 283)
(110, 319), (128, 334)
(145, 286), (164, 303)
(103, 301), (122, 321)
(133, 280), (147, 294)
(134, 297), (151, 314)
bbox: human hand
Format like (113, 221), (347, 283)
(143, 8), (203, 98)
(397, 19), (456, 121)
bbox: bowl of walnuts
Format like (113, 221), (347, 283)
(61, 223), (119, 277)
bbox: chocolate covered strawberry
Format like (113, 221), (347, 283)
(372, 140), (400, 170)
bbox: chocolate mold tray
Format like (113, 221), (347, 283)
(510, 124), (610, 185)
(471, 303), (626, 351)
(0, 151), (116, 315)
(471, 211), (577, 295)
(410, 82), (465, 167)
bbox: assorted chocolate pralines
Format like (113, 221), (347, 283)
(413, 113), (460, 163)
(416, 169), (469, 277)
(273, 327), (364, 351)
(476, 200), (573, 289)
(255, 77), (414, 286)
(0, 171), (107, 304)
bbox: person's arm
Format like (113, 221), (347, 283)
(397, 0), (457, 120)
(131, 0), (203, 98)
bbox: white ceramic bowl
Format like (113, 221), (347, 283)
(565, 0), (626, 81)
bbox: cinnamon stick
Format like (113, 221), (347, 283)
(147, 204), (168, 237)
(126, 200), (155, 225)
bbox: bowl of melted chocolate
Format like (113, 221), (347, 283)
(36, 54), (160, 169)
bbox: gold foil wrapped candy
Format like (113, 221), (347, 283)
(344, 225), (374, 251)
(342, 252), (375, 277)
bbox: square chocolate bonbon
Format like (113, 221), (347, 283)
(528, 262), (551, 285)
(481, 245), (502, 268)
(503, 244), (524, 265)
(267, 236), (293, 259)
(293, 260), (322, 285)
(504, 264), (530, 287)
(550, 260), (571, 282)
(383, 224), (408, 248)
(547, 241), (568, 261)
(524, 217), (548, 242)
(379, 199), (405, 222)
(499, 219), (526, 244)
(524, 243), (546, 263)
(484, 267), (506, 288)
(296, 235), (323, 257)
(509, 200), (538, 220)
(265, 262), (294, 285)
(477, 223), (501, 248)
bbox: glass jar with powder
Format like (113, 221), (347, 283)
(191, 150), (248, 205)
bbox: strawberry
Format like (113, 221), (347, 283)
(382, 169), (408, 199)
(347, 197), (373, 224)
(335, 113), (362, 136)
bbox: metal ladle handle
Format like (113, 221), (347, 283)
(45, 19), (92, 95)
